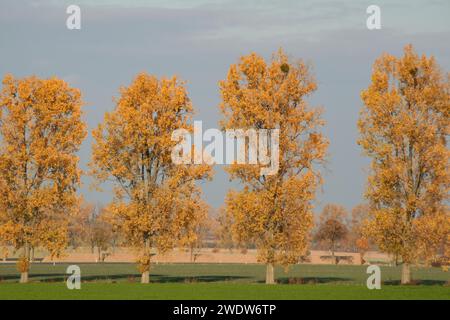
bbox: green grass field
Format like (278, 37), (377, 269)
(0, 263), (448, 299)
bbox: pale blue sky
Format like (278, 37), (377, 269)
(1, 0), (449, 213)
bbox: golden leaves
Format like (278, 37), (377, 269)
(359, 45), (450, 263)
(0, 45), (446, 281)
(0, 74), (86, 270)
(90, 73), (211, 272)
(220, 49), (326, 267)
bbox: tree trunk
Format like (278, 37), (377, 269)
(141, 270), (150, 284)
(360, 252), (365, 265)
(20, 244), (30, 283)
(140, 237), (151, 284)
(332, 250), (337, 265)
(112, 240), (116, 255)
(265, 263), (275, 284)
(401, 262), (411, 284)
(20, 271), (28, 283)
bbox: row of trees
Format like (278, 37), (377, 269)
(67, 201), (211, 264)
(45, 201), (369, 266)
(216, 45), (449, 284)
(58, 200), (447, 269)
(0, 45), (448, 284)
(61, 201), (371, 264)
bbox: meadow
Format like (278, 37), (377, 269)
(0, 263), (448, 299)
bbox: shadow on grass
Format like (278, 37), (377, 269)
(0, 273), (139, 283)
(0, 273), (250, 284)
(274, 276), (353, 284)
(153, 275), (250, 283)
(383, 279), (447, 286)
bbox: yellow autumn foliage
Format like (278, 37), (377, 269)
(90, 73), (211, 283)
(219, 49), (328, 283)
(359, 45), (449, 282)
(0, 74), (86, 281)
